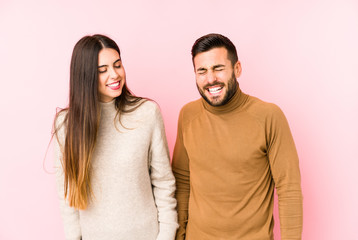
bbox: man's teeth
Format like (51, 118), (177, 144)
(208, 87), (222, 93)
(107, 82), (119, 87)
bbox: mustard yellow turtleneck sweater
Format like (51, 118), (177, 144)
(172, 87), (303, 240)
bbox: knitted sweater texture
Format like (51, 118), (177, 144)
(172, 88), (303, 240)
(55, 100), (178, 240)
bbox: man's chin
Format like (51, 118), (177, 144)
(205, 95), (225, 106)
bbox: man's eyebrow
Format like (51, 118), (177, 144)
(98, 58), (121, 68)
(196, 67), (207, 72)
(212, 64), (225, 69)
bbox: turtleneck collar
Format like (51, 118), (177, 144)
(201, 85), (248, 114)
(99, 99), (116, 112)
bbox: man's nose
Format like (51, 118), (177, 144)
(206, 71), (216, 84)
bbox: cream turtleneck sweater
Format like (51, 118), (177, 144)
(172, 87), (303, 240)
(54, 100), (178, 240)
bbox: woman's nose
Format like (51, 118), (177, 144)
(109, 67), (119, 79)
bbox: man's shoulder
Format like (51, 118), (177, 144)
(179, 98), (202, 123)
(181, 98), (202, 112)
(245, 95), (285, 119)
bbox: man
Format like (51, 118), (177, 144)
(172, 33), (303, 240)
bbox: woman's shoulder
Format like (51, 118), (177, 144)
(129, 99), (163, 121)
(126, 98), (156, 112)
(54, 108), (68, 130)
(53, 108), (68, 144)
(139, 99), (159, 111)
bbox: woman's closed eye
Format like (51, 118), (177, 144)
(98, 67), (107, 73)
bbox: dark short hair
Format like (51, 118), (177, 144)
(191, 33), (238, 66)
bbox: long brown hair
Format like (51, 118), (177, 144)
(54, 34), (145, 210)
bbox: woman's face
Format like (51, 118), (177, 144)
(97, 48), (126, 102)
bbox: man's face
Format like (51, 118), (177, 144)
(194, 47), (241, 106)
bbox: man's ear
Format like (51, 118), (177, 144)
(234, 61), (242, 78)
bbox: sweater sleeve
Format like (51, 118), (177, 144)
(53, 113), (82, 240)
(149, 104), (179, 240)
(266, 104), (303, 240)
(171, 109), (190, 240)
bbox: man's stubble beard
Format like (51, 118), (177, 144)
(197, 72), (238, 107)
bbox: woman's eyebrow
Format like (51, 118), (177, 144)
(98, 58), (121, 68)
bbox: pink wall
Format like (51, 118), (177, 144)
(1, 0), (357, 239)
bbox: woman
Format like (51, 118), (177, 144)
(53, 34), (178, 240)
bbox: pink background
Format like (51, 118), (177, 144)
(1, 0), (357, 239)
